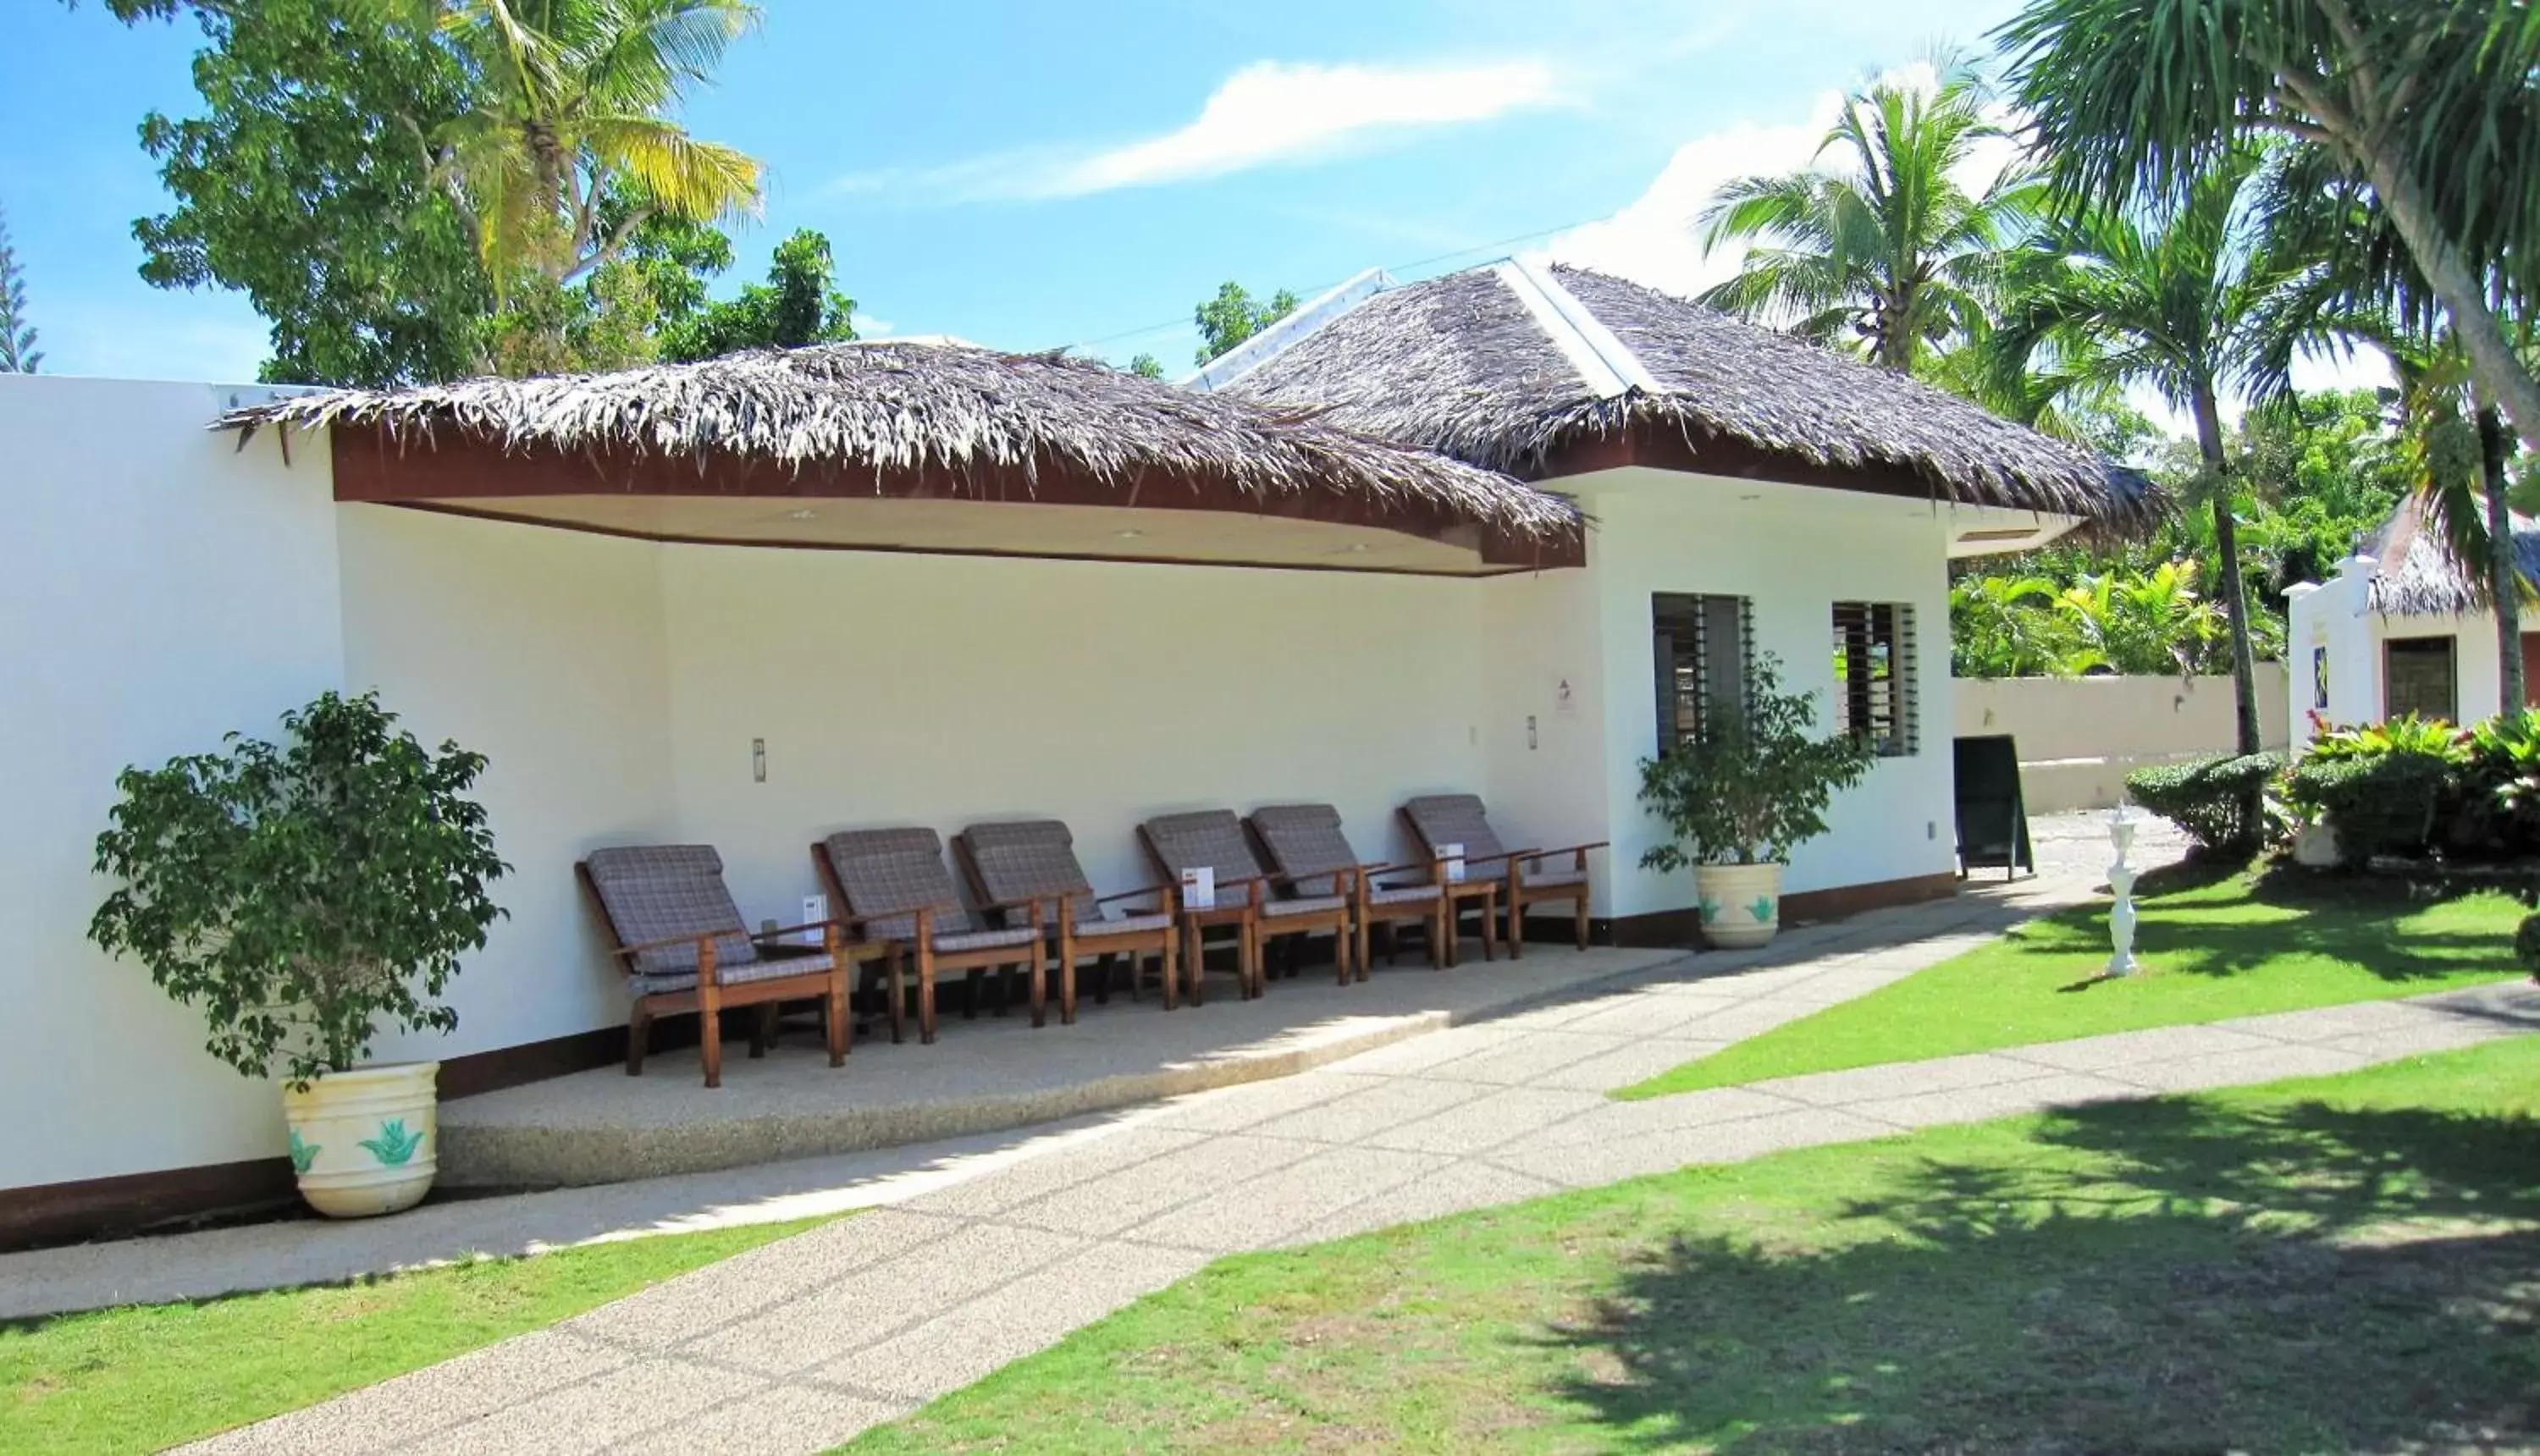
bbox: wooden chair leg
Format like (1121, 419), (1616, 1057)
(826, 972), (848, 1067)
(748, 1002), (775, 1059)
(919, 946), (940, 1045)
(1484, 890), (1502, 962)
(1431, 902), (1449, 969)
(698, 950), (725, 1089)
(627, 1001), (652, 1075)
(1026, 951), (1047, 1029)
(1575, 894), (1590, 951)
(1095, 950), (1116, 1007)
(1193, 924), (1211, 1008)
(886, 946), (908, 1045)
(1159, 932), (1178, 1013)
(1503, 874), (1521, 960)
(969, 967), (987, 1020)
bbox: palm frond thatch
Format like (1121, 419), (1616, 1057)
(217, 340), (1586, 545)
(1218, 262), (2156, 528)
(2363, 490), (2540, 617)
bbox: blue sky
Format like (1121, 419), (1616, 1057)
(6, 0), (2059, 383)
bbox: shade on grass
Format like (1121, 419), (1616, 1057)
(1617, 865), (2527, 1100)
(0, 1215), (826, 1455)
(839, 1038), (2540, 1453)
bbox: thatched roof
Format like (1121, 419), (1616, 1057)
(218, 340), (1584, 546)
(1212, 260), (2155, 527)
(2361, 491), (2540, 615)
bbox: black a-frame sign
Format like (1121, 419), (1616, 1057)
(1952, 734), (2035, 879)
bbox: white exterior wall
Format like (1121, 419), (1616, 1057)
(654, 549), (1485, 924)
(2289, 554), (2518, 754)
(1565, 471), (1958, 917)
(2, 380), (1974, 1196)
(1, 379), (346, 1187)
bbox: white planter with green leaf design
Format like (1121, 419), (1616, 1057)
(281, 1062), (439, 1218)
(1693, 862), (1784, 949)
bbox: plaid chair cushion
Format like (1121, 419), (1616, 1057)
(931, 925), (1040, 955)
(822, 828), (980, 943)
(1075, 911), (1172, 937)
(585, 845), (760, 979)
(1521, 863), (1591, 889)
(961, 820), (1097, 919)
(1262, 894), (1347, 919)
(1141, 810), (1265, 903)
(1247, 803), (1358, 898)
(1367, 883), (1443, 907)
(1400, 795), (1510, 867)
(632, 950), (841, 998)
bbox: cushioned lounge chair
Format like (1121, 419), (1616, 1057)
(578, 846), (853, 1089)
(1400, 795), (1608, 957)
(814, 828), (1046, 1045)
(1248, 803), (1445, 977)
(954, 819), (1179, 1020)
(1140, 809), (1352, 996)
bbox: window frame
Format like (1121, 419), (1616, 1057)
(1651, 593), (1752, 755)
(1831, 600), (1918, 758)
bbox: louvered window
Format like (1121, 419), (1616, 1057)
(1653, 593), (1751, 753)
(1832, 602), (1917, 757)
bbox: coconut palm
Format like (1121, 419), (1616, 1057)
(1697, 61), (2039, 372)
(1996, 0), (2540, 454)
(420, 0), (764, 289)
(1986, 146), (2331, 754)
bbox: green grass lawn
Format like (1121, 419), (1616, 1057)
(842, 1037), (2540, 1454)
(1, 1216), (826, 1455)
(1619, 865), (2530, 1100)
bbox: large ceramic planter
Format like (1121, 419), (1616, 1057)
(280, 1061), (439, 1218)
(2292, 819), (2341, 869)
(1695, 862), (1785, 949)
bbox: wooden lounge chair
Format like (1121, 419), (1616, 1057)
(1141, 809), (1352, 996)
(814, 828), (1046, 1045)
(1400, 795), (1609, 957)
(954, 819), (1179, 1020)
(577, 846), (853, 1089)
(1248, 803), (1446, 977)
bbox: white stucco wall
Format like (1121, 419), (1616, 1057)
(1, 378), (346, 1188)
(1565, 472), (1959, 917)
(2289, 555), (2524, 753)
(655, 548), (1488, 922)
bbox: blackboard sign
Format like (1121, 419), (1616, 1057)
(1953, 735), (2035, 879)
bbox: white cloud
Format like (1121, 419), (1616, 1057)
(836, 58), (1563, 203)
(1546, 62), (2022, 303)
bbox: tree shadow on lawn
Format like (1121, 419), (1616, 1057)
(1547, 1096), (2540, 1453)
(2002, 867), (2516, 986)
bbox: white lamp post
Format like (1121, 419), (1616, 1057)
(2106, 803), (2142, 977)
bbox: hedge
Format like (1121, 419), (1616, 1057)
(2123, 752), (2283, 853)
(2280, 752), (2457, 864)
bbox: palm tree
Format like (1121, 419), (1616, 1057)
(422, 0), (764, 290)
(1987, 147), (2329, 755)
(1697, 61), (2038, 372)
(1996, 0), (2540, 454)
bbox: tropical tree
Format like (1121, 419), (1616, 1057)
(1985, 146), (2329, 754)
(1698, 60), (2039, 372)
(2056, 561), (2228, 675)
(419, 0), (765, 293)
(0, 204), (40, 373)
(1193, 282), (1297, 365)
(1127, 352), (1165, 381)
(1997, 0), (2540, 454)
(1949, 573), (2072, 676)
(659, 229), (855, 362)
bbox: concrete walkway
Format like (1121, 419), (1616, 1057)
(176, 861), (2540, 1453)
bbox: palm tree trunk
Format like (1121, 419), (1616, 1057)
(2485, 403), (2526, 712)
(2359, 146), (2540, 455)
(2194, 387), (2264, 756)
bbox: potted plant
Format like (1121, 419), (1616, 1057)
(1637, 654), (1876, 948)
(90, 691), (506, 1219)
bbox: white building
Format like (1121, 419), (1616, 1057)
(2286, 492), (2540, 753)
(0, 258), (2145, 1242)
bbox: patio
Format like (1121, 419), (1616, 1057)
(439, 942), (1686, 1188)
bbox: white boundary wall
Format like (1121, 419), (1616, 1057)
(1954, 668), (2291, 812)
(2, 379), (1972, 1194)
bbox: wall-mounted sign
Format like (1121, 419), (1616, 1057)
(1554, 677), (1577, 717)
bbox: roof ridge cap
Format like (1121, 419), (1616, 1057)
(1499, 254), (1661, 400)
(1184, 267), (1396, 392)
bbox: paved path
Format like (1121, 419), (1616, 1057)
(180, 841), (2540, 1453)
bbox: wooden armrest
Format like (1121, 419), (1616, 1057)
(749, 918), (852, 944)
(1507, 841), (1609, 865)
(1083, 884), (1173, 907)
(610, 927), (731, 958)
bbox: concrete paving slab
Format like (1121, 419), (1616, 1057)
(2103, 1042), (2377, 1093)
(1530, 1037), (1731, 1091)
(1234, 1075), (1495, 1146)
(1140, 1073), (1383, 1134)
(1284, 1160), (1567, 1244)
(392, 1353), (761, 1456)
(1359, 1087), (1608, 1155)
(560, 1208), (963, 1349)
(896, 1128), (1208, 1221)
(181, 1328), (635, 1455)
(822, 1241), (1213, 1402)
(991, 1133), (1320, 1238)
(1755, 1052), (2059, 1108)
(1842, 1072), (2149, 1129)
(1156, 1145), (1459, 1255)
(1528, 1088), (1807, 1150)
(1491, 1108), (1902, 1189)
(1409, 1030), (1635, 1086)
(1996, 1023), (2288, 1073)
(1549, 994), (1753, 1040)
(605, 1382), (915, 1456)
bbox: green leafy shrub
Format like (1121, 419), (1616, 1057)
(2282, 752), (2458, 864)
(89, 691), (508, 1086)
(2303, 714), (2471, 764)
(2123, 752), (2283, 852)
(2515, 913), (2540, 979)
(2458, 709), (2540, 856)
(1638, 654), (1878, 869)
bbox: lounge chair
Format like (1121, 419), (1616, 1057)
(1400, 795), (1609, 957)
(1248, 803), (1446, 976)
(813, 828), (1046, 1045)
(578, 846), (853, 1089)
(1140, 809), (1352, 996)
(954, 819), (1179, 1019)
